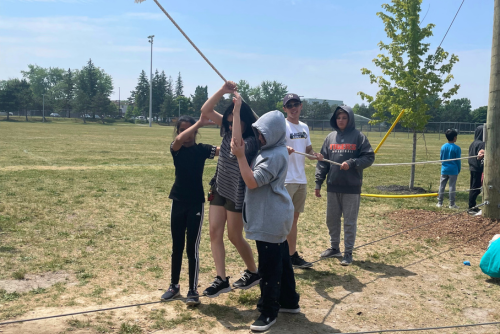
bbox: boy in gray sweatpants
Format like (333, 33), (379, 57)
(315, 106), (374, 266)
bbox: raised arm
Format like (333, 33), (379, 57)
(200, 81), (237, 126)
(232, 91), (243, 141)
(171, 115), (213, 151)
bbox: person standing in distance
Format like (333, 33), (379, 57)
(282, 94), (323, 269)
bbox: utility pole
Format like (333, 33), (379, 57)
(42, 94), (45, 123)
(148, 35), (154, 127)
(118, 87), (121, 118)
(484, 0), (500, 219)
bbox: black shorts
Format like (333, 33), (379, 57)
(210, 188), (242, 213)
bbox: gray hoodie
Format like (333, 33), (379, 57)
(242, 110), (294, 243)
(315, 106), (375, 194)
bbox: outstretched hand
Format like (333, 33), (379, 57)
(221, 81), (237, 94)
(231, 137), (245, 158)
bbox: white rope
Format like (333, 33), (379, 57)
(372, 155), (478, 166)
(296, 151), (479, 167)
(293, 151), (342, 166)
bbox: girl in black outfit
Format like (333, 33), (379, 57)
(161, 115), (219, 306)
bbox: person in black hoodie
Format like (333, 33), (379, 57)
(315, 106), (375, 266)
(468, 125), (485, 214)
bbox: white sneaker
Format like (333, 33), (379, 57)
(474, 210), (482, 216)
(436, 203), (443, 208)
(449, 205), (460, 209)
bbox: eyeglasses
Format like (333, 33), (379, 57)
(285, 102), (301, 109)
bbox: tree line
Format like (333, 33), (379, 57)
(0, 59), (115, 123)
(353, 96), (487, 124)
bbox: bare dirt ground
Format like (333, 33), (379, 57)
(2, 210), (500, 334)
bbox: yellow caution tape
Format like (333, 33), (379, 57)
(360, 193), (438, 198)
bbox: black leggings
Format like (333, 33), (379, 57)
(469, 171), (483, 209)
(170, 201), (204, 290)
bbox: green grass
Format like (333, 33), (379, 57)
(0, 121), (495, 333)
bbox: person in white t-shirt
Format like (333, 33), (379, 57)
(283, 93), (323, 269)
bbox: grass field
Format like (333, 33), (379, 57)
(1, 120), (499, 334)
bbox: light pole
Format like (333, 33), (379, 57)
(148, 35), (154, 127)
(42, 94), (45, 123)
(118, 87), (121, 118)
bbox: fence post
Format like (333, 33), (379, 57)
(438, 122), (441, 140)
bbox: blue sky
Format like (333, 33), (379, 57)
(0, 0), (494, 109)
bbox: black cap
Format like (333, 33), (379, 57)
(283, 93), (301, 106)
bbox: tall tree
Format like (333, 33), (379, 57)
(358, 0), (459, 189)
(175, 72), (184, 98)
(191, 85), (208, 115)
(439, 98), (472, 122)
(75, 59), (113, 119)
(132, 70), (150, 117)
(160, 75), (175, 120)
(61, 68), (75, 117)
(471, 106), (487, 123)
(152, 70), (167, 121)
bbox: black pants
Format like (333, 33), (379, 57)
(256, 240), (300, 318)
(469, 171), (483, 209)
(170, 200), (204, 290)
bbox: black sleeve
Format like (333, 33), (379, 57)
(200, 143), (217, 160)
(170, 142), (180, 157)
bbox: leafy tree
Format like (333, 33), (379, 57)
(176, 95), (192, 117)
(75, 59), (113, 119)
(191, 85), (208, 115)
(152, 70), (167, 121)
(175, 72), (183, 98)
(439, 98), (472, 122)
(353, 103), (377, 119)
(358, 0), (459, 189)
(0, 78), (33, 121)
(237, 80), (252, 104)
(61, 68), (75, 117)
(471, 106), (487, 123)
(160, 76), (175, 120)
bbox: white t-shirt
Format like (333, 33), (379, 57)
(285, 119), (312, 184)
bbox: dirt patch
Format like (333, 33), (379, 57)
(376, 185), (429, 194)
(387, 209), (500, 250)
(0, 271), (77, 293)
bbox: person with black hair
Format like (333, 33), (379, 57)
(200, 82), (261, 297)
(468, 125), (485, 215)
(161, 115), (219, 306)
(437, 129), (461, 209)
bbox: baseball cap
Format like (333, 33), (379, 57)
(283, 93), (301, 106)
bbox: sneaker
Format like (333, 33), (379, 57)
(436, 203), (443, 208)
(233, 270), (261, 290)
(186, 289), (200, 306)
(474, 210), (483, 216)
(203, 276), (231, 298)
(341, 253), (353, 266)
(320, 248), (343, 258)
(291, 252), (313, 269)
(160, 284), (180, 301)
(250, 314), (277, 331)
(279, 306), (301, 314)
(468, 208), (480, 216)
(449, 204), (460, 209)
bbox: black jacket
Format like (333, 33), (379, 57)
(468, 125), (485, 172)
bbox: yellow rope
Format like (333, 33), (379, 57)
(373, 109), (405, 154)
(360, 193), (438, 198)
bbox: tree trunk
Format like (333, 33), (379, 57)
(409, 130), (417, 190)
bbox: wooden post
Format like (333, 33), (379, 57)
(484, 0), (500, 219)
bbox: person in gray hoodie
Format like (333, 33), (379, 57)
(315, 106), (375, 266)
(231, 110), (300, 332)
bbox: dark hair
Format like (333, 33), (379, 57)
(173, 115), (197, 139)
(445, 129), (458, 141)
(221, 101), (258, 138)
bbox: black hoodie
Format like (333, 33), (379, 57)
(315, 106), (375, 194)
(468, 125), (485, 172)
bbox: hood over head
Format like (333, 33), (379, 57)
(252, 110), (286, 150)
(330, 105), (356, 132)
(474, 125), (484, 142)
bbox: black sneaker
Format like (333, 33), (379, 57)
(233, 269), (261, 290)
(250, 314), (277, 331)
(203, 276), (231, 298)
(186, 289), (200, 306)
(468, 208), (480, 216)
(290, 252), (313, 269)
(341, 252), (353, 266)
(160, 284), (180, 301)
(320, 248), (342, 258)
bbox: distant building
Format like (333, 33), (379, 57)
(111, 100), (128, 116)
(302, 98), (343, 107)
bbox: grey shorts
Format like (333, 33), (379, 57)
(285, 183), (307, 213)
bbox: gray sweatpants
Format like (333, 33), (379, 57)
(326, 192), (361, 253)
(437, 174), (458, 206)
